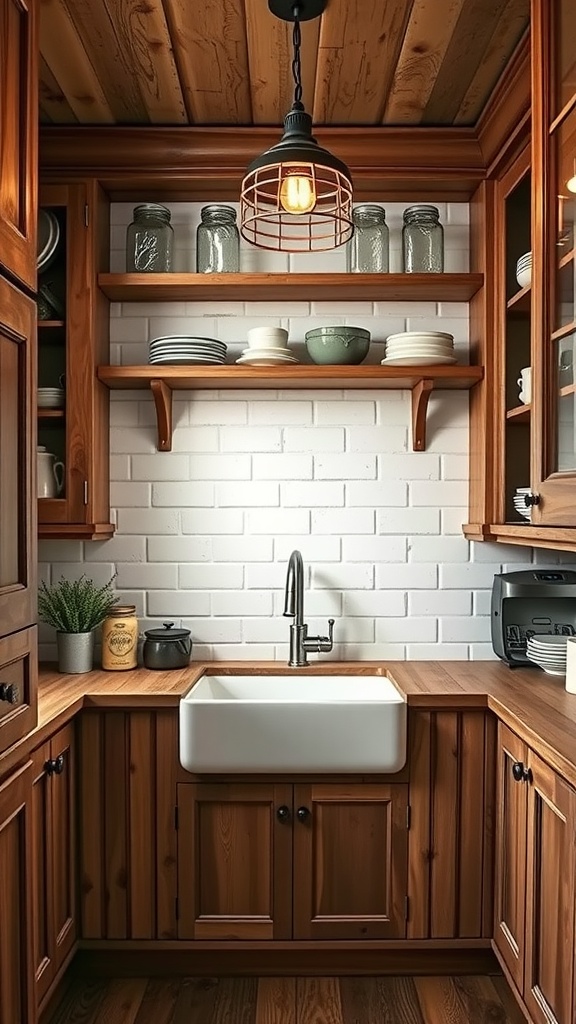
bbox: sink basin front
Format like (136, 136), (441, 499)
(179, 672), (406, 774)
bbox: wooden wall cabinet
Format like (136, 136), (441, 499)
(0, 0), (38, 293)
(37, 180), (114, 540)
(493, 721), (576, 1024)
(0, 761), (35, 1024)
(176, 781), (408, 942)
(31, 722), (77, 1009)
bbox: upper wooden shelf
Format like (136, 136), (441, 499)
(97, 272), (484, 303)
(506, 283), (531, 313)
(97, 363), (483, 453)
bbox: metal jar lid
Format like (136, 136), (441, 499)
(132, 203), (172, 221)
(144, 621), (191, 642)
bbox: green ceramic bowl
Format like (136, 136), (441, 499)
(305, 326), (371, 365)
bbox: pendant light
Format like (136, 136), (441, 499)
(240, 0), (353, 253)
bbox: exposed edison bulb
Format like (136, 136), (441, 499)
(279, 170), (316, 214)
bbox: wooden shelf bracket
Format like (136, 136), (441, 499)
(150, 379), (173, 451)
(411, 379), (435, 451)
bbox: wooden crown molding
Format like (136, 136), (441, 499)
(476, 30), (531, 173)
(39, 126), (485, 200)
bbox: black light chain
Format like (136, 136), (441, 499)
(291, 4), (303, 108)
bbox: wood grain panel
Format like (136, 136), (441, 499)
(155, 710), (178, 940)
(79, 712), (104, 938)
(104, 712), (128, 939)
(430, 712), (459, 937)
(340, 976), (425, 1024)
(457, 712), (486, 936)
(128, 712), (155, 939)
(51, 722), (77, 964)
(161, 0), (252, 124)
(407, 710), (431, 939)
(31, 741), (53, 1005)
(256, 978), (296, 1024)
(245, 2), (319, 126)
(39, 56), (78, 124)
(453, 8), (528, 126)
(313, 0), (415, 125)
(297, 978), (343, 1024)
(0, 762), (34, 1024)
(493, 722), (527, 993)
(384, 0), (466, 123)
(39, 0), (115, 122)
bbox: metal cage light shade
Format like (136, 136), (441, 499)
(240, 2), (353, 252)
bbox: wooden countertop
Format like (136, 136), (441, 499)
(3, 660), (576, 785)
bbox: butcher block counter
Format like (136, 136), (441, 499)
(1, 658), (573, 784)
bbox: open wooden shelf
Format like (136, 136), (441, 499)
(560, 383), (576, 399)
(37, 408), (65, 419)
(38, 320), (65, 329)
(97, 271), (484, 303)
(506, 403), (531, 421)
(98, 363), (483, 453)
(552, 321), (576, 343)
(558, 248), (575, 270)
(506, 284), (531, 313)
(464, 522), (576, 553)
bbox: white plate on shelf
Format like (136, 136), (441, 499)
(149, 355), (226, 366)
(236, 351), (299, 366)
(381, 355), (458, 366)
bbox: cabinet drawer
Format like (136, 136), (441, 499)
(0, 627), (37, 754)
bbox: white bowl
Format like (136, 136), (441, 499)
(516, 267), (532, 289)
(247, 327), (288, 349)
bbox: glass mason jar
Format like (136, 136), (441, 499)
(347, 204), (389, 273)
(126, 204), (174, 273)
(196, 205), (240, 273)
(101, 605), (138, 671)
(402, 204), (444, 273)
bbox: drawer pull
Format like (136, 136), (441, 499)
(45, 754), (65, 776)
(0, 683), (19, 705)
(296, 806), (311, 823)
(276, 805), (291, 823)
(512, 760), (532, 783)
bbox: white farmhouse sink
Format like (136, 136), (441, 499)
(179, 673), (406, 774)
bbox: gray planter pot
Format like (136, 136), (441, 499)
(56, 631), (95, 673)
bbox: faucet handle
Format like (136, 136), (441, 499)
(303, 618), (335, 654)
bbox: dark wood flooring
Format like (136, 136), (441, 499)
(47, 975), (525, 1024)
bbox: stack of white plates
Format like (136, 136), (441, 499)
(516, 252), (532, 289)
(381, 332), (456, 366)
(149, 336), (227, 366)
(38, 387), (65, 409)
(513, 486), (531, 520)
(236, 346), (299, 366)
(526, 634), (568, 676)
(37, 210), (60, 272)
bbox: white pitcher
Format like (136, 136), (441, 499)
(37, 446), (65, 498)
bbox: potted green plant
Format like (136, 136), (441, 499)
(38, 574), (118, 673)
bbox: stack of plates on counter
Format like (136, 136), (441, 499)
(149, 336), (227, 366)
(381, 331), (457, 366)
(236, 346), (299, 366)
(513, 486), (532, 521)
(37, 210), (60, 272)
(38, 387), (65, 409)
(526, 634), (568, 676)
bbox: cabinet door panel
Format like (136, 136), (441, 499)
(0, 628), (37, 756)
(493, 723), (527, 993)
(31, 741), (53, 1006)
(0, 0), (37, 291)
(51, 723), (77, 965)
(293, 784), (408, 940)
(524, 750), (576, 1024)
(0, 762), (34, 1024)
(177, 783), (292, 941)
(0, 277), (35, 637)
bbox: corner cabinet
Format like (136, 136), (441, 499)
(493, 722), (576, 1024)
(176, 781), (408, 942)
(38, 182), (114, 540)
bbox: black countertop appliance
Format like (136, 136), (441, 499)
(491, 569), (576, 665)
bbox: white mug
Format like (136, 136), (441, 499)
(566, 637), (576, 694)
(517, 366), (532, 404)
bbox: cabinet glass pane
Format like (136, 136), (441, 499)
(557, 333), (576, 473)
(553, 0), (576, 120)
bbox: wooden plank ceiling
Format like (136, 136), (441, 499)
(39, 0), (529, 128)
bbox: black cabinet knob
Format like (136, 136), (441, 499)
(0, 683), (19, 705)
(512, 760), (532, 783)
(45, 754), (65, 776)
(524, 493), (541, 507)
(276, 805), (291, 823)
(296, 806), (310, 822)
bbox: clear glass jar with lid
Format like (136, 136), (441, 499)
(196, 205), (240, 273)
(402, 204), (444, 272)
(126, 204), (174, 272)
(347, 204), (389, 273)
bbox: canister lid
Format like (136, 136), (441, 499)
(108, 605), (136, 616)
(144, 621), (191, 641)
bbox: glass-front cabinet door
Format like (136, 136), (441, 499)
(531, 0), (576, 524)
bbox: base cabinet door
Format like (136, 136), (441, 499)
(0, 762), (34, 1024)
(524, 750), (576, 1024)
(177, 782), (293, 940)
(292, 783), (408, 940)
(494, 722), (528, 992)
(31, 722), (77, 1009)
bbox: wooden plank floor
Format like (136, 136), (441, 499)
(47, 976), (525, 1024)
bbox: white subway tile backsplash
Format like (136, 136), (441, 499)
(37, 202), (543, 659)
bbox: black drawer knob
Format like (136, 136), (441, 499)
(45, 754), (65, 776)
(512, 760), (532, 783)
(296, 806), (310, 823)
(524, 493), (541, 507)
(276, 805), (291, 823)
(0, 683), (19, 705)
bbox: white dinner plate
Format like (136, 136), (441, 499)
(149, 355), (226, 365)
(385, 331), (454, 341)
(236, 352), (299, 366)
(381, 355), (458, 366)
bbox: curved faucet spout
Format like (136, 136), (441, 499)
(282, 549), (334, 668)
(283, 549), (304, 624)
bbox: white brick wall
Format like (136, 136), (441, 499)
(37, 200), (571, 662)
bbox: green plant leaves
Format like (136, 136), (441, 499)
(38, 574), (118, 633)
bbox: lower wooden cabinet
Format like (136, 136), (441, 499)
(176, 781), (408, 941)
(0, 761), (34, 1024)
(494, 722), (576, 1024)
(31, 722), (77, 1008)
